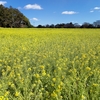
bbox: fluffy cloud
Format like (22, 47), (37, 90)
(33, 18), (39, 21)
(94, 7), (100, 10)
(31, 18), (39, 21)
(24, 4), (42, 10)
(0, 1), (7, 5)
(62, 11), (78, 15)
(90, 7), (100, 13)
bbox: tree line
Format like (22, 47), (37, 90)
(37, 21), (100, 28)
(0, 4), (33, 28)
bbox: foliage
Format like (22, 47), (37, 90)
(0, 28), (100, 100)
(0, 5), (32, 28)
(37, 21), (100, 28)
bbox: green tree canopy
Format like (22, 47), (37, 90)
(0, 5), (32, 28)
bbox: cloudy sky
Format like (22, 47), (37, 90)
(0, 0), (100, 26)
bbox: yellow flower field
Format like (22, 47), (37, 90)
(0, 28), (100, 100)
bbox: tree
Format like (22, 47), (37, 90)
(66, 22), (75, 28)
(93, 20), (100, 28)
(0, 5), (6, 27)
(45, 24), (50, 28)
(49, 24), (55, 28)
(74, 23), (80, 28)
(37, 25), (44, 28)
(0, 5), (32, 28)
(80, 22), (90, 28)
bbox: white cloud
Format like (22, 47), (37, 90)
(90, 6), (100, 13)
(90, 7), (100, 13)
(24, 4), (42, 10)
(90, 10), (94, 13)
(0, 1), (7, 5)
(94, 7), (100, 10)
(31, 18), (39, 21)
(62, 11), (78, 15)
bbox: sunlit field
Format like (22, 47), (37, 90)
(0, 28), (100, 100)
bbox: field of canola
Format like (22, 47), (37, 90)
(0, 28), (100, 100)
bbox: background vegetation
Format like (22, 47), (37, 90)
(0, 5), (32, 28)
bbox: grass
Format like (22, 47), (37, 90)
(0, 28), (100, 100)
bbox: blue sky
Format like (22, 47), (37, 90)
(0, 0), (100, 26)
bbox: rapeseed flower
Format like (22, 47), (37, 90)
(51, 91), (57, 98)
(81, 95), (85, 100)
(15, 91), (20, 97)
(93, 83), (98, 87)
(86, 67), (91, 71)
(52, 78), (56, 82)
